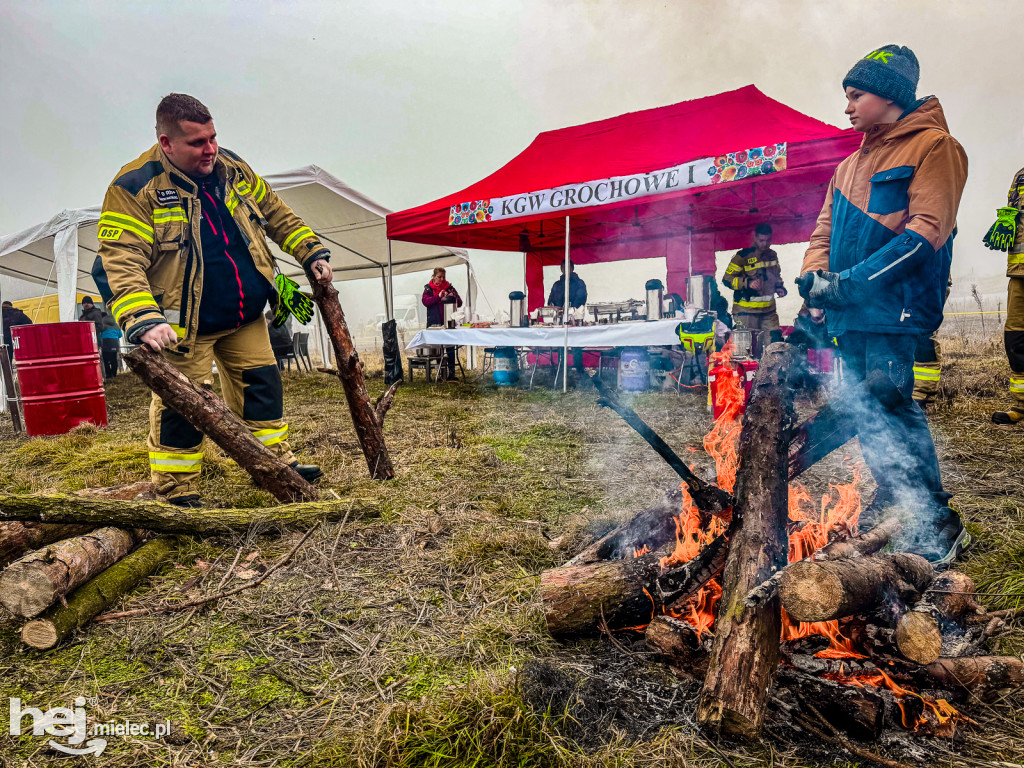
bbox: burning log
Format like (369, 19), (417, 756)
(20, 536), (177, 650)
(744, 518), (903, 608)
(0, 492), (377, 535)
(123, 347), (317, 503)
(922, 656), (1024, 698)
(645, 615), (711, 677)
(592, 376), (734, 516)
(697, 343), (801, 738)
(788, 402), (858, 481)
(564, 487), (683, 567)
(540, 532), (728, 637)
(896, 571), (984, 665)
(0, 522), (94, 570)
(0, 527), (139, 618)
(779, 552), (934, 623)
(775, 667), (892, 741)
(312, 281), (395, 480)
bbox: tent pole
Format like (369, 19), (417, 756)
(563, 215), (570, 393)
(386, 241), (395, 321)
(466, 261), (475, 369)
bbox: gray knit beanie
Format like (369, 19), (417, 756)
(842, 45), (919, 108)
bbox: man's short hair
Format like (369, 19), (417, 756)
(754, 223), (773, 236)
(1, 301), (11, 308)
(156, 94), (212, 138)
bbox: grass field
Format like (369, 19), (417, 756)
(0, 336), (1022, 768)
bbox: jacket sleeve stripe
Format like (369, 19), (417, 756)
(99, 212), (155, 243)
(253, 176), (267, 203)
(112, 291), (159, 321)
(282, 226), (316, 254)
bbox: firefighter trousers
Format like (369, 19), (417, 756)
(148, 319), (295, 498)
(1006, 277), (1024, 405)
(912, 333), (941, 403)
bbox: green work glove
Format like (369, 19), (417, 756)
(273, 274), (314, 327)
(982, 207), (1017, 251)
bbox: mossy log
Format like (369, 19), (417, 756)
(0, 522), (95, 570)
(0, 493), (378, 535)
(0, 527), (138, 618)
(312, 281), (395, 481)
(896, 571), (983, 665)
(123, 347), (317, 502)
(779, 552), (934, 623)
(697, 343), (800, 739)
(21, 536), (178, 650)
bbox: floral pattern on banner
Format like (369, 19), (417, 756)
(708, 143), (787, 184)
(449, 200), (493, 226)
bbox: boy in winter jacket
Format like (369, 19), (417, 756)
(797, 45), (969, 565)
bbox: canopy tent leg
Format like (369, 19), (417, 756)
(563, 215), (570, 393)
(386, 241), (395, 321)
(466, 261), (475, 369)
(54, 222), (79, 322)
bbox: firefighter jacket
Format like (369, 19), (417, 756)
(722, 247), (785, 314)
(93, 145), (329, 357)
(1003, 166), (1024, 277)
(802, 97), (968, 336)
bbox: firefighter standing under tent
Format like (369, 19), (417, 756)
(722, 222), (787, 357)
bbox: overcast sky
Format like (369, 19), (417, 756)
(3, 0), (1021, 324)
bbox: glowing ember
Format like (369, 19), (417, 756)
(824, 668), (968, 731)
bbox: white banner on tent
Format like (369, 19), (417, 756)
(448, 143), (787, 226)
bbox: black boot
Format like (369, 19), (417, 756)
(290, 462), (323, 484)
(167, 493), (202, 508)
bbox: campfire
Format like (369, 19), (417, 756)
(540, 342), (1022, 750)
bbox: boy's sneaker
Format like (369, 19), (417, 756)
(916, 511), (972, 569)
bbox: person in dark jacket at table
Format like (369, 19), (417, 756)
(1, 301), (32, 347)
(547, 261), (589, 378)
(547, 260), (588, 311)
(422, 267), (463, 382)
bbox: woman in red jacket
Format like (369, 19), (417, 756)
(422, 267), (462, 381)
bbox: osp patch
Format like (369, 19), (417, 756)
(98, 226), (124, 241)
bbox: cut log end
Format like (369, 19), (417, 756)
(21, 620), (60, 650)
(895, 611), (943, 665)
(778, 560), (845, 623)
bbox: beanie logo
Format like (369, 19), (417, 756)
(865, 49), (892, 63)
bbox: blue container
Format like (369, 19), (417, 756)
(492, 347), (520, 386)
(618, 347), (650, 392)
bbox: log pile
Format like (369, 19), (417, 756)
(540, 341), (1022, 749)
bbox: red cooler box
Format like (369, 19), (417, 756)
(12, 322), (108, 436)
(708, 359), (758, 420)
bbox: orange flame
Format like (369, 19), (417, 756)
(824, 668), (967, 731)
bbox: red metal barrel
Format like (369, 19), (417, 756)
(12, 322), (108, 436)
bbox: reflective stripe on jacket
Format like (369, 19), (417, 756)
(802, 97), (968, 336)
(93, 145), (328, 357)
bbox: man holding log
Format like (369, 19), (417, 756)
(93, 94), (333, 507)
(796, 45), (970, 565)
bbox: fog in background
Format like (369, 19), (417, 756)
(3, 0), (1020, 329)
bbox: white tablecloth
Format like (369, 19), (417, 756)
(405, 318), (682, 350)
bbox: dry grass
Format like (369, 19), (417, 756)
(0, 340), (1021, 767)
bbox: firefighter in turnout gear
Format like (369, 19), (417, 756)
(93, 94), (333, 507)
(983, 166), (1024, 424)
(722, 222), (787, 355)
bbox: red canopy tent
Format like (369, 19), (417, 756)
(388, 85), (860, 312)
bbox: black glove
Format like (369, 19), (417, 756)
(796, 270), (853, 310)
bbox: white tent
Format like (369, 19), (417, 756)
(0, 165), (473, 336)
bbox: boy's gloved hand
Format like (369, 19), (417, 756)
(796, 270), (853, 310)
(273, 274), (315, 327)
(983, 207), (1017, 251)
